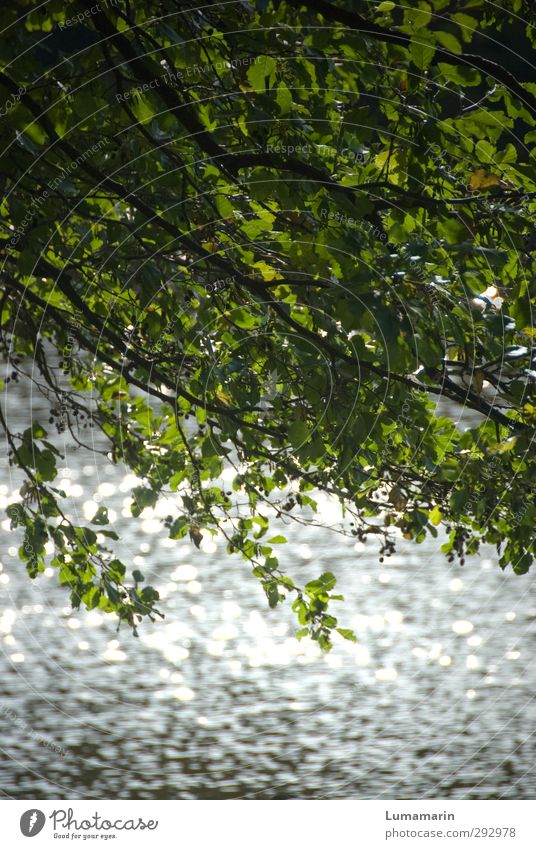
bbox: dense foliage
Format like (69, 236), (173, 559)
(1, 0), (535, 648)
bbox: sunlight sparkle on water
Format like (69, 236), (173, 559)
(119, 473), (143, 492)
(0, 610), (16, 634)
(315, 492), (342, 523)
(506, 650), (521, 660)
(243, 611), (269, 638)
(82, 501), (98, 520)
(376, 667), (397, 682)
(102, 648), (127, 662)
(352, 644), (370, 666)
(85, 611), (104, 627)
(141, 518), (161, 534)
(325, 653), (343, 669)
(59, 480), (84, 497)
(174, 687), (195, 701)
(141, 629), (190, 664)
(171, 564), (197, 582)
(384, 610), (404, 626)
(350, 614), (369, 632)
(211, 623), (238, 641)
(221, 601), (241, 620)
(452, 620), (473, 635)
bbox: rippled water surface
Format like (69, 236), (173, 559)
(1, 389), (535, 799)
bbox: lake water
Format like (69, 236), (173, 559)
(1, 385), (535, 799)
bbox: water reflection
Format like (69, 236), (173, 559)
(0, 392), (536, 799)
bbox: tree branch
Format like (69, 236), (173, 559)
(285, 0), (536, 114)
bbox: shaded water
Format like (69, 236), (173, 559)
(1, 387), (535, 799)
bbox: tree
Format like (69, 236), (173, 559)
(1, 0), (535, 649)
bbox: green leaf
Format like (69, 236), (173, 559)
(131, 487), (158, 517)
(437, 63), (481, 86)
(229, 307), (258, 328)
(305, 571), (337, 596)
(276, 82), (292, 115)
(475, 139), (496, 165)
(91, 506), (109, 525)
(410, 36), (436, 71)
(6, 504), (24, 528)
(436, 31), (463, 55)
(247, 55), (277, 90)
(215, 194), (234, 218)
(288, 419), (310, 447)
(429, 505), (443, 526)
(336, 628), (357, 643)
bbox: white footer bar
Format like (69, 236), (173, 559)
(4, 799), (536, 848)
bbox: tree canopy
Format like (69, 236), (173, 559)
(1, 0), (535, 649)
